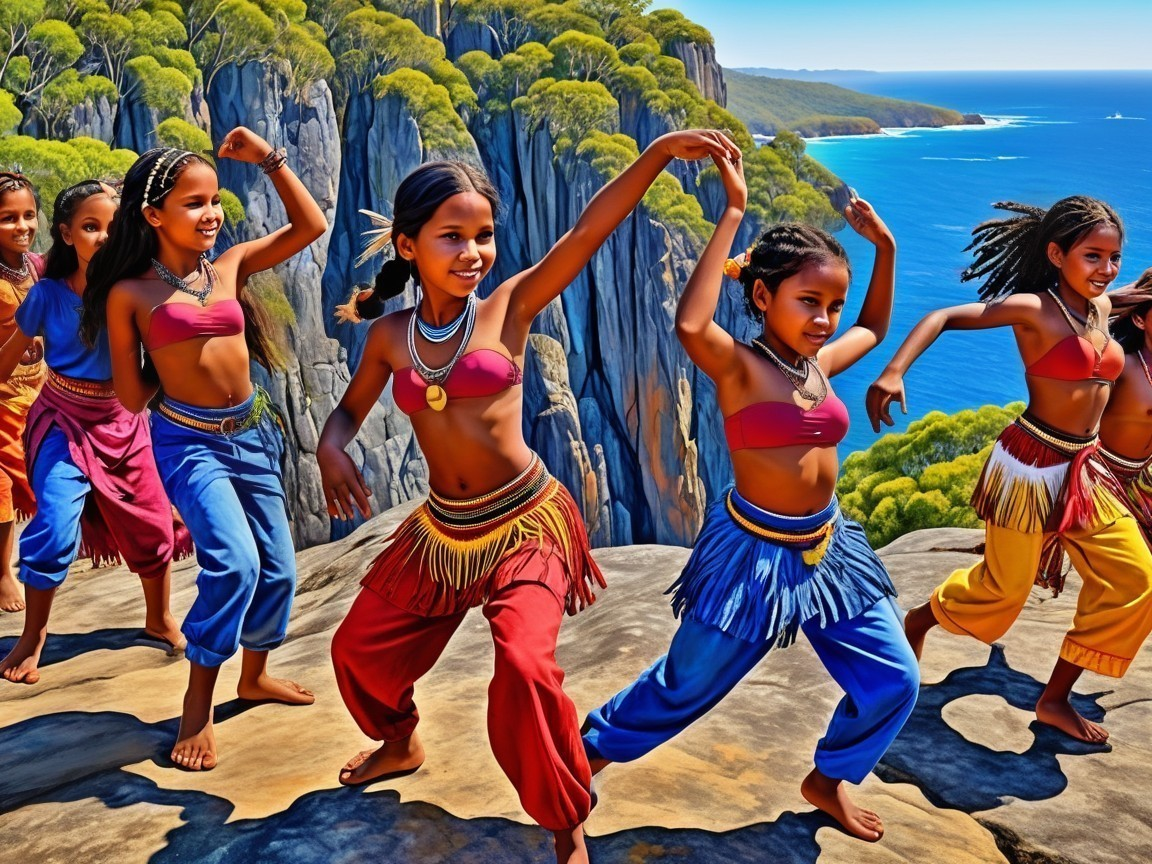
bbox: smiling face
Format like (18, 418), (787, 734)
(0, 187), (37, 267)
(754, 259), (849, 360)
(394, 191), (496, 299)
(60, 191), (117, 272)
(143, 161), (223, 255)
(1048, 222), (1122, 301)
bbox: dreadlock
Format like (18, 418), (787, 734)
(734, 222), (851, 320)
(1110, 267), (1152, 353)
(961, 196), (1123, 302)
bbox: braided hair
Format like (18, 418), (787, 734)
(42, 180), (118, 280)
(961, 196), (1123, 302)
(81, 147), (283, 370)
(354, 160), (500, 320)
(1110, 267), (1152, 353)
(0, 171), (36, 203)
(731, 222), (851, 320)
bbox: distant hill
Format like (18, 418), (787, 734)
(732, 67), (882, 86)
(725, 68), (979, 137)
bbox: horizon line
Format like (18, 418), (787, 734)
(727, 67), (1152, 74)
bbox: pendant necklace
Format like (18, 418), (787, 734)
(751, 337), (827, 407)
(0, 253), (30, 284)
(407, 292), (477, 411)
(153, 255), (216, 306)
(1047, 288), (1110, 368)
(415, 293), (472, 343)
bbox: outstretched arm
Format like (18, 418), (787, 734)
(865, 295), (1037, 431)
(817, 199), (895, 377)
(503, 130), (741, 328)
(214, 127), (328, 286)
(106, 289), (158, 413)
(675, 152), (746, 383)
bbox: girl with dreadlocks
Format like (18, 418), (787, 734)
(81, 128), (327, 770)
(0, 172), (47, 613)
(583, 155), (916, 843)
(0, 180), (189, 685)
(867, 196), (1152, 744)
(322, 131), (739, 864)
(1097, 268), (1152, 541)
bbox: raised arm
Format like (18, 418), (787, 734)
(503, 130), (741, 329)
(865, 294), (1038, 431)
(0, 328), (32, 381)
(316, 319), (395, 521)
(213, 127), (327, 286)
(816, 199), (896, 377)
(675, 153), (746, 382)
(106, 288), (158, 413)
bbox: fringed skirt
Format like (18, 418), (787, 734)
(1100, 447), (1152, 542)
(361, 454), (606, 617)
(667, 489), (897, 646)
(972, 414), (1130, 595)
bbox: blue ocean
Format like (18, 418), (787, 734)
(801, 70), (1152, 458)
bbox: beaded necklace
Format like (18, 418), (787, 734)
(415, 293), (472, 343)
(406, 292), (477, 411)
(1046, 288), (1111, 363)
(152, 256), (216, 306)
(1138, 348), (1152, 392)
(751, 337), (827, 407)
(0, 253), (30, 284)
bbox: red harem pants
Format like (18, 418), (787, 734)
(331, 541), (592, 832)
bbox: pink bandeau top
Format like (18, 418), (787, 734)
(144, 299), (244, 352)
(393, 348), (523, 416)
(724, 392), (850, 451)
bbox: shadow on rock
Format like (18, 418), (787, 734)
(0, 627), (176, 669)
(877, 644), (1108, 812)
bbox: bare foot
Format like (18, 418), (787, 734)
(172, 689), (217, 771)
(801, 768), (883, 842)
(339, 733), (425, 786)
(0, 632), (46, 684)
(554, 825), (589, 864)
(1036, 696), (1109, 743)
(237, 674), (315, 705)
(143, 615), (186, 655)
(0, 572), (24, 612)
(903, 602), (936, 661)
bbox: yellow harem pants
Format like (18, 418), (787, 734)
(930, 515), (1152, 677)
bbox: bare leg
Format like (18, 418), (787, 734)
(0, 585), (54, 683)
(903, 601), (937, 660)
(173, 661), (219, 770)
(139, 564), (184, 654)
(338, 730), (425, 786)
(0, 520), (23, 613)
(1035, 657), (1108, 743)
(236, 647), (315, 704)
(801, 767), (884, 842)
(554, 825), (589, 864)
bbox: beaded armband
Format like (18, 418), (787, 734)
(259, 147), (288, 174)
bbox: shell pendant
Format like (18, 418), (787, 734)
(425, 384), (448, 411)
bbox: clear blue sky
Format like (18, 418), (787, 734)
(661, 1), (1152, 71)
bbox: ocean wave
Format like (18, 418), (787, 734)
(921, 156), (1025, 162)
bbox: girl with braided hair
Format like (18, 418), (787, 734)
(867, 196), (1152, 744)
(583, 154), (916, 842)
(0, 180), (189, 684)
(81, 128), (327, 770)
(321, 130), (739, 864)
(0, 172), (47, 613)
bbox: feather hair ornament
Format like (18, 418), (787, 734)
(355, 208), (395, 267)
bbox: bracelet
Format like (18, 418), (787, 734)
(259, 147), (288, 174)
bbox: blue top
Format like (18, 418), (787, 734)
(15, 277), (111, 380)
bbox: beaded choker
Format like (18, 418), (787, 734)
(152, 256), (216, 306)
(0, 253), (30, 284)
(406, 293), (477, 411)
(751, 337), (828, 407)
(415, 294), (472, 343)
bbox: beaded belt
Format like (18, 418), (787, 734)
(47, 369), (116, 399)
(1015, 413), (1097, 457)
(157, 398), (260, 435)
(724, 491), (835, 565)
(1100, 446), (1152, 473)
(426, 455), (554, 531)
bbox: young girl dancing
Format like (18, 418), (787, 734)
(582, 155), (917, 842)
(867, 197), (1152, 744)
(321, 130), (739, 864)
(0, 172), (47, 613)
(0, 180), (188, 684)
(81, 130), (327, 770)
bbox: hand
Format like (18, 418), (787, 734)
(19, 341), (42, 366)
(217, 127), (273, 165)
(844, 198), (894, 248)
(713, 149), (747, 210)
(655, 129), (742, 165)
(865, 369), (907, 432)
(318, 444), (372, 521)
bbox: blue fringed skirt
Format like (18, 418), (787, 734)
(668, 489), (897, 646)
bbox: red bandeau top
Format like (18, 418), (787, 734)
(1025, 335), (1124, 382)
(724, 391), (850, 451)
(393, 348), (523, 416)
(144, 299), (244, 352)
